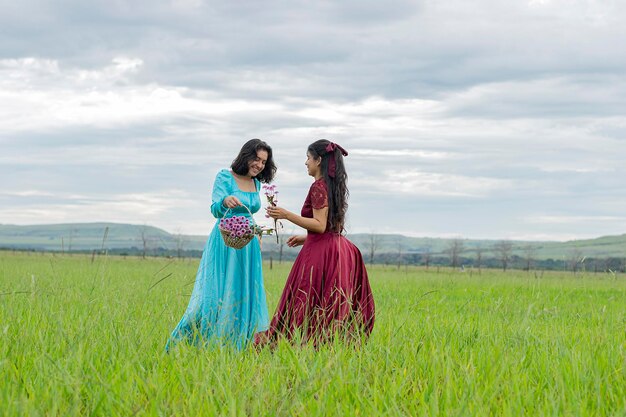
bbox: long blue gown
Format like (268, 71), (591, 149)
(166, 169), (269, 350)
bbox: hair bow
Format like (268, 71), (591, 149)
(325, 142), (348, 178)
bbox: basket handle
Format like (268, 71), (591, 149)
(222, 205), (256, 225)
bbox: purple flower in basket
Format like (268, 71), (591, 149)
(218, 209), (270, 249)
(220, 215), (254, 236)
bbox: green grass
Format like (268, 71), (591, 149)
(1, 252), (625, 416)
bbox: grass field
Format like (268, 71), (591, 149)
(1, 251), (625, 416)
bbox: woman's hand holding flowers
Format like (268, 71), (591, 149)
(265, 205), (289, 220)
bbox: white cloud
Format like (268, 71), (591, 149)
(0, 190), (201, 232)
(0, 57), (286, 133)
(525, 215), (625, 225)
(350, 149), (452, 159)
(0, 190), (55, 197)
(445, 76), (626, 119)
(366, 170), (513, 198)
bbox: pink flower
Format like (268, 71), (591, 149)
(262, 183), (281, 243)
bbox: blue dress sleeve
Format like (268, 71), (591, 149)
(210, 170), (231, 218)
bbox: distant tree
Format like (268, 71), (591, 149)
(522, 244), (536, 271)
(366, 231), (380, 265)
(175, 229), (186, 259)
(494, 240), (513, 271)
(592, 258), (599, 273)
(396, 236), (404, 270)
(446, 238), (464, 269)
(140, 226), (149, 259)
(423, 246), (432, 269)
(568, 248), (584, 273)
(474, 245), (483, 273)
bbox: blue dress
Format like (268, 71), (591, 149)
(166, 169), (270, 350)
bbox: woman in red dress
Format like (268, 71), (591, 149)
(261, 139), (375, 345)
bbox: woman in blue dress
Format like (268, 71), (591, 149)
(166, 139), (276, 351)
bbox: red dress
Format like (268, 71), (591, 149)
(262, 178), (375, 344)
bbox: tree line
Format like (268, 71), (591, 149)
(360, 236), (626, 273)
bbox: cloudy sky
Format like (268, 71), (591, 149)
(1, 0), (625, 241)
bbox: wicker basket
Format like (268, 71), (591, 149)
(219, 206), (256, 249)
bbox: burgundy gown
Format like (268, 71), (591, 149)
(262, 178), (375, 344)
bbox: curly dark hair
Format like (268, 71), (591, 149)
(307, 139), (349, 233)
(231, 139), (277, 183)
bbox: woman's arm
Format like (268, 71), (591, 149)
(210, 171), (242, 218)
(266, 206), (328, 234)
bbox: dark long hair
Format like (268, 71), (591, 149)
(231, 139), (276, 183)
(307, 139), (349, 233)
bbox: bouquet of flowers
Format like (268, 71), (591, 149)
(262, 184), (282, 243)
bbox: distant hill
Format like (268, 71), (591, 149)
(1, 222), (625, 262)
(0, 223), (206, 252)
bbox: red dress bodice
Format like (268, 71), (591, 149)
(301, 178), (331, 233)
